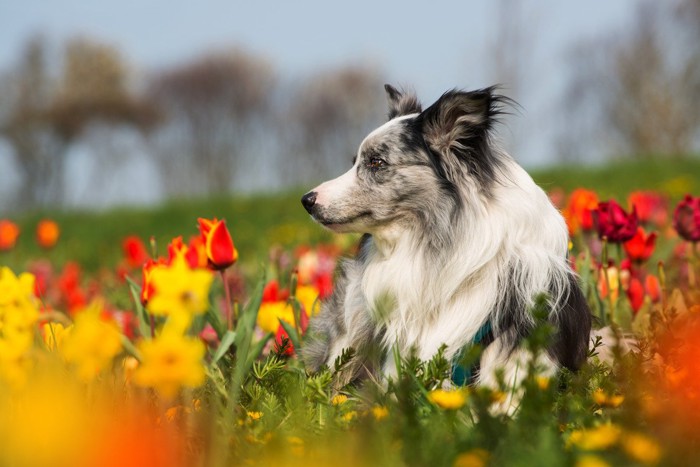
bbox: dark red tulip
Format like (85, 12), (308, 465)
(592, 200), (639, 243)
(673, 195), (700, 242)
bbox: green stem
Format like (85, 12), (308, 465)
(220, 269), (233, 331)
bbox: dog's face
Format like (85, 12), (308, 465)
(302, 85), (508, 234)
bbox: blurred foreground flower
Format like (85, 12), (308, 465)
(427, 388), (467, 410)
(593, 200), (638, 243)
(61, 301), (123, 380)
(0, 220), (20, 251)
(133, 327), (206, 399)
(628, 191), (667, 227)
(197, 217), (238, 270)
(673, 194), (700, 242)
(35, 219), (60, 249)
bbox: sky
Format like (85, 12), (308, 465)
(0, 0), (639, 207)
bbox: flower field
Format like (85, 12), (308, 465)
(1, 167), (700, 466)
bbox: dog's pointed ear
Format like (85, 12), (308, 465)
(385, 84), (422, 120)
(420, 87), (510, 184)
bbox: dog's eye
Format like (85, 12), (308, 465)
(366, 157), (386, 170)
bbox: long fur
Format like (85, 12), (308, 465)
(301, 85), (592, 391)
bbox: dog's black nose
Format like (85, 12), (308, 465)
(301, 191), (317, 212)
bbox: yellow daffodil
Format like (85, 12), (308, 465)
(592, 388), (624, 408)
(454, 449), (489, 467)
(428, 388), (468, 410)
(568, 424), (622, 451)
(372, 405), (389, 421)
(575, 454), (611, 467)
(43, 322), (71, 351)
(60, 301), (123, 381)
(146, 254), (214, 320)
(257, 301), (296, 333)
(621, 432), (661, 465)
(133, 327), (206, 399)
(295, 284), (320, 316)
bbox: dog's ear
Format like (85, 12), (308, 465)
(384, 84), (422, 120)
(420, 87), (509, 184)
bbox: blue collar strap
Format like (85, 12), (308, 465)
(451, 321), (494, 386)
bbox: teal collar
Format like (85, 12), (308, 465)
(451, 321), (493, 386)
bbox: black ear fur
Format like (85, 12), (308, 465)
(418, 86), (511, 186)
(384, 84), (422, 120)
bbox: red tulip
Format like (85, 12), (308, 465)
(123, 236), (149, 269)
(623, 227), (657, 262)
(592, 200), (639, 243)
(628, 191), (667, 226)
(197, 218), (238, 270)
(140, 258), (166, 305)
(627, 277), (645, 314)
(36, 219), (60, 249)
(0, 219), (20, 251)
(673, 195), (700, 242)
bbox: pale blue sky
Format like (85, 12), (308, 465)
(0, 0), (639, 208)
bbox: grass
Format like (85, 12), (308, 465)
(3, 157), (699, 273)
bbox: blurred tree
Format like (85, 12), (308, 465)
(285, 65), (385, 184)
(0, 36), (158, 209)
(558, 0), (700, 161)
(147, 50), (275, 195)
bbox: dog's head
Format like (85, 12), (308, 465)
(301, 85), (510, 234)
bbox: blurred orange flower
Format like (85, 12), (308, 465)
(564, 189), (599, 235)
(197, 218), (238, 270)
(35, 219), (60, 249)
(0, 220), (20, 251)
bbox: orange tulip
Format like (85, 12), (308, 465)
(563, 189), (598, 235)
(141, 259), (166, 305)
(36, 219), (60, 249)
(0, 219), (20, 251)
(197, 218), (238, 270)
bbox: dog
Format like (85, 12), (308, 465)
(300, 85), (591, 400)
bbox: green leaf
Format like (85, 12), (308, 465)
(246, 332), (274, 368)
(211, 330), (236, 365)
(120, 334), (142, 362)
(125, 275), (151, 339)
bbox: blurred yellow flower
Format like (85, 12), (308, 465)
(0, 267), (39, 339)
(61, 301), (123, 381)
(575, 454), (611, 467)
(147, 254), (214, 320)
(43, 322), (71, 351)
(621, 432), (661, 465)
(568, 424), (621, 451)
(247, 411), (263, 421)
(296, 284), (320, 316)
(428, 388), (468, 410)
(536, 375), (550, 390)
(592, 388), (624, 408)
(454, 449), (489, 467)
(133, 328), (206, 399)
(257, 301), (296, 333)
(331, 394), (348, 406)
(372, 405), (389, 421)
(341, 411), (358, 422)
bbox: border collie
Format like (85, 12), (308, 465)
(300, 85), (591, 401)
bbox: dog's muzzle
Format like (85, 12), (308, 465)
(301, 191), (317, 213)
